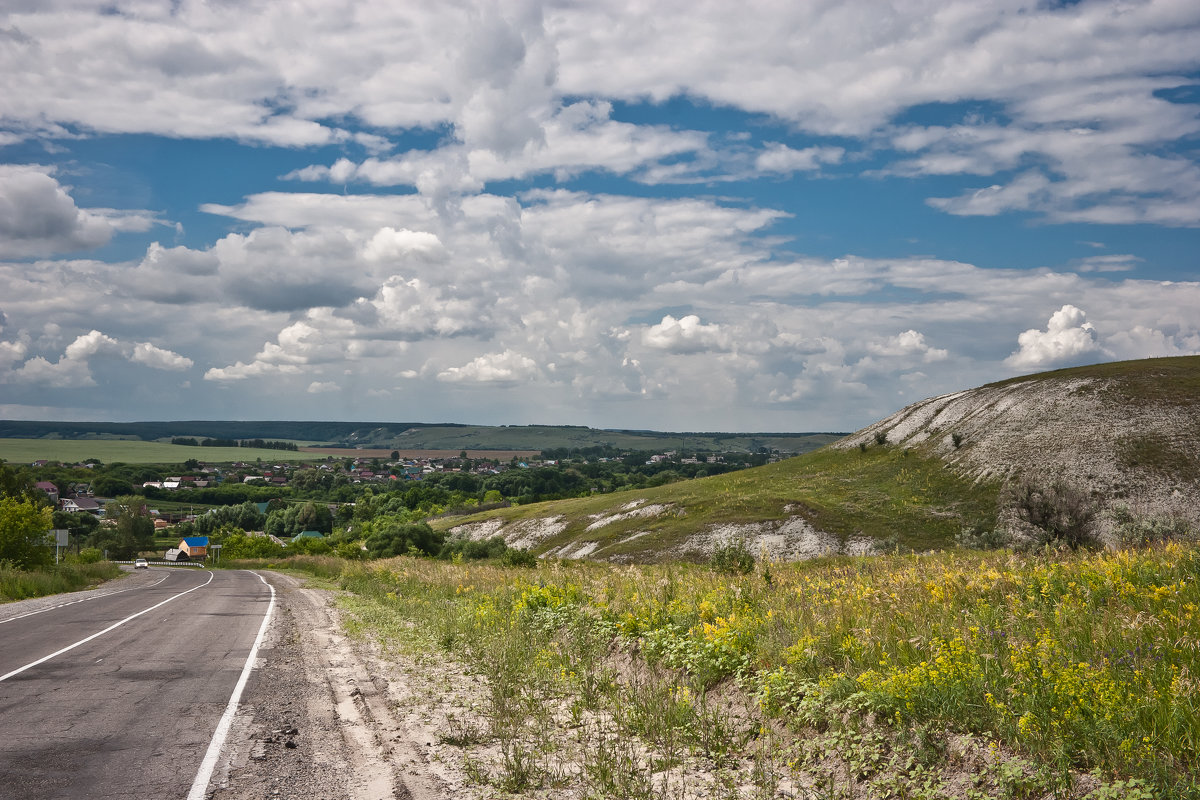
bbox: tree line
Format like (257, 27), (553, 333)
(170, 437), (298, 451)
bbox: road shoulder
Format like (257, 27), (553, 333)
(205, 571), (448, 800)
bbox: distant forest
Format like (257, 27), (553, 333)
(0, 420), (844, 455)
(0, 420), (418, 443)
(170, 437), (299, 451)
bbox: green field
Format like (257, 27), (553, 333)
(0, 438), (316, 466)
(373, 424), (842, 454)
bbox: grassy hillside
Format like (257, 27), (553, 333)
(986, 354), (1200, 405)
(438, 445), (1000, 561)
(443, 356), (1200, 562)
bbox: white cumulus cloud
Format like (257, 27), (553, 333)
(437, 350), (541, 384)
(1005, 305), (1102, 371)
(131, 342), (193, 371)
(642, 314), (732, 354)
(867, 330), (949, 363)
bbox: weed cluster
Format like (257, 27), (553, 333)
(0, 560), (121, 600)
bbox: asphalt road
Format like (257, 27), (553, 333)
(0, 568), (273, 800)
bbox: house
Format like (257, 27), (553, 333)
(62, 497), (101, 514)
(35, 481), (59, 504)
(179, 536), (209, 559)
(291, 530), (324, 544)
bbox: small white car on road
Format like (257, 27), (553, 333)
(134, 558), (149, 569)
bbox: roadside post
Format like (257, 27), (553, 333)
(50, 529), (69, 564)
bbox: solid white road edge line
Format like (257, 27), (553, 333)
(187, 571), (276, 800)
(0, 571), (216, 683)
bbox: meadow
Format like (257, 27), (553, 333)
(263, 543), (1198, 799)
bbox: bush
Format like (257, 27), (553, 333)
(365, 520), (442, 558)
(222, 532), (286, 559)
(709, 538), (755, 574)
(1008, 480), (1099, 549)
(500, 547), (538, 567)
(439, 534), (510, 561)
(1110, 506), (1195, 548)
(955, 526), (1010, 551)
(335, 541), (367, 560)
(76, 548), (104, 564)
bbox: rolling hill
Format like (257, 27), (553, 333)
(442, 356), (1200, 562)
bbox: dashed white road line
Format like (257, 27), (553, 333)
(0, 572), (170, 625)
(0, 571), (214, 683)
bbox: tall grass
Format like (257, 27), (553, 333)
(0, 561), (123, 601)
(289, 545), (1199, 798)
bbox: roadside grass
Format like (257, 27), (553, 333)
(287, 544), (1198, 798)
(437, 446), (1001, 559)
(0, 438), (315, 465)
(0, 561), (123, 601)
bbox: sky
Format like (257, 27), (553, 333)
(1, 0), (1199, 433)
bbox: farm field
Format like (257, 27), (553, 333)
(271, 544), (1200, 799)
(0, 438), (316, 465)
(300, 447), (541, 460)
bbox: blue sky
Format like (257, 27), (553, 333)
(1, 0), (1198, 432)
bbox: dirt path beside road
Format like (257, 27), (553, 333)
(205, 571), (455, 800)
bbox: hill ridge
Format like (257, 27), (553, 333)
(444, 356), (1200, 561)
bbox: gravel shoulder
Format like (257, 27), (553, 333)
(205, 570), (453, 800)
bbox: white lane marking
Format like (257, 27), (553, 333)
(0, 573), (171, 625)
(0, 571), (215, 683)
(187, 571), (276, 800)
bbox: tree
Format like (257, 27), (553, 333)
(89, 495), (154, 559)
(222, 532), (285, 559)
(0, 497), (54, 568)
(364, 519), (442, 558)
(92, 475), (134, 498)
(0, 462), (38, 503)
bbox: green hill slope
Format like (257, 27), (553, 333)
(442, 356), (1200, 562)
(437, 446), (1000, 562)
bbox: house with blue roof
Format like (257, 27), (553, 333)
(179, 536), (209, 559)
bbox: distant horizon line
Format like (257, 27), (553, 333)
(0, 419), (851, 437)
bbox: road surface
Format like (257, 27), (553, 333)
(0, 567), (273, 800)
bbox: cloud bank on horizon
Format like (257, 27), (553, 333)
(1, 0), (1198, 431)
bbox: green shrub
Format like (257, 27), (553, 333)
(439, 534), (510, 561)
(709, 538), (755, 574)
(1008, 480), (1099, 549)
(365, 520), (441, 558)
(76, 547), (104, 564)
(955, 526), (1010, 550)
(500, 547), (538, 567)
(1110, 506), (1195, 547)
